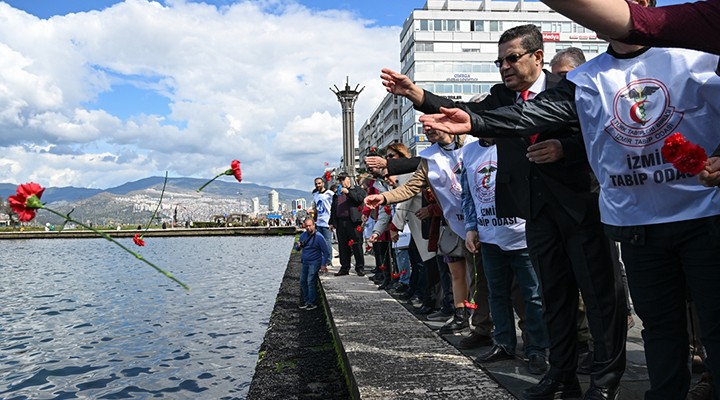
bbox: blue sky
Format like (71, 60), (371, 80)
(0, 0), (685, 190)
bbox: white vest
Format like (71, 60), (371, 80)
(420, 137), (477, 237)
(313, 190), (333, 228)
(463, 142), (527, 250)
(568, 47), (720, 226)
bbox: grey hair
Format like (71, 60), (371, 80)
(550, 47), (586, 69)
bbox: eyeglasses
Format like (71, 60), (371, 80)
(386, 153), (399, 159)
(494, 50), (535, 68)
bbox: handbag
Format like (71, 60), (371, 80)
(437, 224), (464, 258)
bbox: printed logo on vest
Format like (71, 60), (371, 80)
(605, 78), (683, 147)
(473, 160), (497, 205)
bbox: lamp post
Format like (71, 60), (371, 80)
(331, 77), (364, 181)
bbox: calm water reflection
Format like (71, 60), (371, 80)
(0, 235), (293, 399)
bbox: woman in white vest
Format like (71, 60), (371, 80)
(365, 130), (492, 337)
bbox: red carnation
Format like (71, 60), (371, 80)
(133, 234), (146, 247)
(661, 132), (688, 163)
(674, 143), (708, 175)
(325, 171), (332, 182)
(378, 264), (386, 271)
(391, 272), (400, 279)
(230, 159), (242, 183)
(661, 133), (707, 175)
(464, 300), (478, 310)
(8, 182), (45, 222)
(348, 239), (354, 246)
(356, 225), (362, 232)
(400, 270), (408, 275)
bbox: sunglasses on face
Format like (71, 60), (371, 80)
(494, 50), (535, 68)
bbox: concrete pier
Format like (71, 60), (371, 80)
(320, 250), (706, 399)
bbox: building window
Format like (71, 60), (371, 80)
(416, 42), (434, 52)
(581, 43), (600, 53)
(489, 21), (502, 32)
(471, 20), (484, 32)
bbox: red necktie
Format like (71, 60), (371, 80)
(520, 90), (539, 144)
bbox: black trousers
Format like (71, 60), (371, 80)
(526, 202), (627, 388)
(336, 219), (364, 272)
(607, 216), (720, 399)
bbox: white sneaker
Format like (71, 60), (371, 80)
(305, 304), (318, 311)
(298, 304), (309, 309)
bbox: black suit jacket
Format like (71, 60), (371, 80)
(418, 70), (594, 224)
(329, 185), (366, 225)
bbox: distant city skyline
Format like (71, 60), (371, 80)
(0, 0), (684, 190)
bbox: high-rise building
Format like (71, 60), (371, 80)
(268, 190), (279, 213)
(251, 197), (260, 215)
(359, 0), (602, 156)
(291, 198), (307, 210)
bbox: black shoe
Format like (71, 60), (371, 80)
(521, 376), (582, 400)
(475, 345), (515, 363)
(528, 353), (548, 375)
(370, 268), (379, 274)
(394, 283), (409, 293)
(414, 305), (435, 315)
(398, 292), (414, 301)
(457, 332), (494, 349)
(356, 270), (365, 276)
(687, 373), (713, 400)
(438, 308), (469, 334)
(372, 274), (384, 284)
(334, 269), (349, 276)
(378, 280), (391, 290)
(583, 384), (619, 400)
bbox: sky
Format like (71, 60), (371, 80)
(0, 0), (682, 191)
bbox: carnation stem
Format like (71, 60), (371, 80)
(42, 207), (190, 291)
(142, 172), (168, 233)
(196, 170), (230, 192)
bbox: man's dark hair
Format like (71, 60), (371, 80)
(337, 172), (350, 182)
(499, 24), (543, 54)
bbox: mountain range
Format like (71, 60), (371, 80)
(0, 177), (314, 225)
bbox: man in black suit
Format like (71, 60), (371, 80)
(329, 172), (367, 276)
(381, 25), (626, 400)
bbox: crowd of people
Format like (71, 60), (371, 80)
(300, 1), (720, 399)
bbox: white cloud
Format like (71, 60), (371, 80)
(0, 0), (400, 190)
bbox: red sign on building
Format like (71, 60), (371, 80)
(542, 32), (560, 42)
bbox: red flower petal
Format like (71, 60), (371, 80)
(356, 225), (362, 232)
(400, 270), (408, 275)
(674, 143), (708, 175)
(8, 182), (45, 222)
(133, 234), (146, 247)
(391, 273), (400, 279)
(661, 132), (687, 163)
(464, 300), (478, 310)
(347, 239), (354, 246)
(378, 264), (386, 271)
(230, 160), (242, 183)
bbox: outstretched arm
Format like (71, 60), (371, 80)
(381, 68), (425, 106)
(542, 0), (632, 39)
(421, 80), (580, 138)
(543, 0), (720, 55)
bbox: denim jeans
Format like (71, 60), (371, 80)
(300, 262), (321, 305)
(481, 243), (548, 356)
(395, 248), (411, 285)
(316, 226), (333, 265)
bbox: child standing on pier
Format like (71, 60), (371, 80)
(296, 217), (330, 311)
